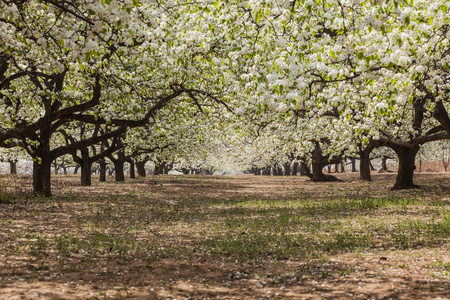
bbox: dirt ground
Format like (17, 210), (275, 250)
(0, 172), (449, 299)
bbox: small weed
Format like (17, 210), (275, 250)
(430, 260), (450, 270)
(355, 247), (363, 260)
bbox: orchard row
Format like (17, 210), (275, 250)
(0, 0), (449, 195)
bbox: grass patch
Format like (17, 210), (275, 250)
(0, 173), (449, 298)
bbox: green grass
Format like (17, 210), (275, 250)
(1, 175), (449, 271)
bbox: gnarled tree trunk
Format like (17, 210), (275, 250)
(311, 142), (339, 182)
(350, 158), (357, 172)
(74, 164), (80, 175)
(284, 163), (291, 176)
(129, 159), (136, 179)
(154, 161), (166, 175)
(299, 162), (310, 176)
(9, 160), (17, 175)
(292, 161), (299, 176)
(99, 159), (106, 182)
(392, 145), (420, 190)
(78, 149), (93, 186)
(33, 159), (52, 197)
(136, 160), (147, 177)
(379, 156), (389, 172)
(32, 128), (53, 196)
(80, 159), (93, 186)
(359, 143), (374, 181)
(113, 151), (125, 182)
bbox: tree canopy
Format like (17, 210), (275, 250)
(0, 0), (449, 195)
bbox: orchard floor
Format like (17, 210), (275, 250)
(0, 172), (450, 299)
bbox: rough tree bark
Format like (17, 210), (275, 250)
(136, 160), (147, 177)
(33, 158), (52, 197)
(311, 142), (340, 182)
(299, 162), (310, 176)
(81, 159), (92, 186)
(379, 156), (389, 172)
(154, 161), (166, 175)
(128, 159), (136, 179)
(32, 128), (53, 196)
(391, 145), (420, 190)
(9, 160), (17, 175)
(292, 161), (299, 176)
(359, 143), (374, 181)
(284, 162), (291, 176)
(73, 164), (80, 174)
(350, 158), (357, 172)
(80, 152), (93, 186)
(99, 158), (106, 182)
(110, 150), (126, 182)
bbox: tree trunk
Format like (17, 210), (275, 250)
(129, 159), (136, 179)
(9, 160), (17, 175)
(360, 158), (371, 181)
(292, 161), (299, 176)
(311, 157), (326, 181)
(114, 155), (125, 182)
(311, 143), (338, 182)
(272, 166), (278, 176)
(74, 164), (80, 175)
(284, 163), (291, 176)
(108, 167), (114, 176)
(164, 162), (173, 174)
(350, 158), (357, 172)
(253, 168), (261, 175)
(299, 162), (310, 176)
(114, 161), (125, 181)
(359, 144), (374, 181)
(277, 166), (283, 176)
(99, 159), (107, 182)
(32, 127), (53, 196)
(392, 146), (420, 190)
(380, 157), (389, 172)
(154, 162), (165, 175)
(136, 161), (147, 177)
(33, 159), (52, 196)
(80, 159), (92, 186)
(334, 163), (339, 173)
